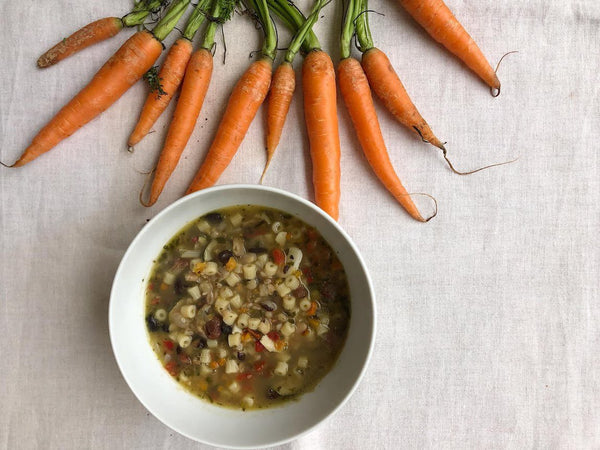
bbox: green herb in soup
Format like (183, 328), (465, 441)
(145, 205), (350, 410)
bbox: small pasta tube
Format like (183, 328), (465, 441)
(228, 333), (242, 347)
(178, 334), (192, 348)
(203, 261), (219, 276)
(180, 305), (197, 319)
(242, 264), (257, 280)
(225, 360), (240, 374)
(154, 309), (167, 321)
(280, 321), (296, 337)
(263, 262), (278, 277)
(222, 310), (238, 326)
(274, 361), (288, 376)
(237, 313), (250, 328)
(187, 285), (201, 300)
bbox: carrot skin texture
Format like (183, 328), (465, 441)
(338, 58), (425, 222)
(186, 58), (272, 194)
(14, 31), (162, 167)
(37, 17), (123, 68)
(302, 50), (341, 221)
(263, 61), (296, 180)
(361, 47), (444, 150)
(398, 0), (499, 90)
(147, 48), (214, 206)
(129, 38), (194, 148)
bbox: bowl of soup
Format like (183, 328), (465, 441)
(109, 184), (376, 448)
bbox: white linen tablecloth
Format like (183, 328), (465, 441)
(1, 0), (598, 448)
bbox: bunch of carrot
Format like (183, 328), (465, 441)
(3, 0), (507, 223)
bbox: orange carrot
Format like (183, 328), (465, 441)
(144, 48), (213, 206)
(11, 31), (163, 167)
(128, 38), (194, 148)
(36, 0), (165, 68)
(8, 0), (190, 167)
(262, 61), (295, 183)
(186, 57), (273, 193)
(186, 0), (276, 195)
(302, 49), (341, 221)
(398, 0), (500, 93)
(37, 17), (123, 68)
(128, 0), (212, 149)
(361, 47), (445, 150)
(338, 57), (425, 222)
(261, 0), (326, 183)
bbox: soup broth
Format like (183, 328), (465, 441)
(145, 205), (350, 410)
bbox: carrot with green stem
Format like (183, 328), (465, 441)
(358, 4), (515, 175)
(37, 0), (168, 68)
(269, 0), (341, 220)
(338, 0), (432, 222)
(185, 0), (276, 194)
(261, 0), (328, 183)
(4, 0), (190, 168)
(352, 5), (445, 155)
(141, 0), (238, 206)
(397, 0), (501, 95)
(128, 0), (214, 150)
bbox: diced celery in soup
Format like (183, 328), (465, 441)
(145, 205), (350, 410)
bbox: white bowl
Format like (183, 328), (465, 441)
(109, 184), (376, 448)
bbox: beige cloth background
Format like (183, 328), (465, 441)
(1, 0), (599, 448)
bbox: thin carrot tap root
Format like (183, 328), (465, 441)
(338, 57), (427, 222)
(361, 47), (445, 151)
(441, 149), (519, 176)
(186, 57), (273, 194)
(37, 17), (124, 68)
(128, 37), (194, 148)
(262, 61), (295, 184)
(398, 0), (500, 92)
(490, 50), (519, 97)
(302, 49), (341, 221)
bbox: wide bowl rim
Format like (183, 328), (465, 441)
(108, 184), (377, 448)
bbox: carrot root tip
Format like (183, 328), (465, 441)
(127, 145), (135, 153)
(491, 50), (518, 97)
(139, 167), (156, 207)
(0, 160), (16, 168)
(442, 150), (519, 176)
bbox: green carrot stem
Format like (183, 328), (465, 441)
(355, 0), (374, 52)
(268, 0), (320, 50)
(183, 0), (213, 40)
(122, 0), (166, 27)
(340, 0), (357, 59)
(250, 0), (277, 60)
(153, 0), (191, 42)
(284, 0), (327, 63)
(201, 0), (237, 49)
